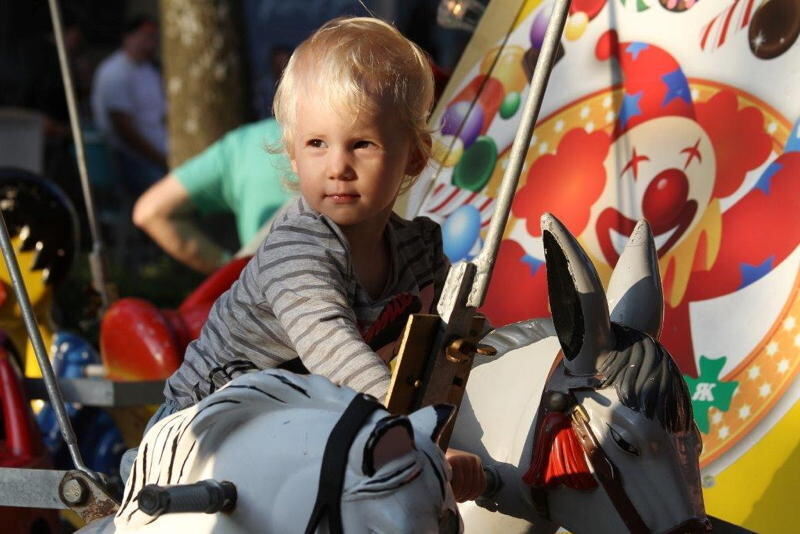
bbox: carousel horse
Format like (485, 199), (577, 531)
(81, 369), (462, 533)
(450, 214), (707, 533)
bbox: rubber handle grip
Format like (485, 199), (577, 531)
(138, 479), (237, 516)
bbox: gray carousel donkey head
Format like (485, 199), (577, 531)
(451, 213), (708, 534)
(85, 370), (461, 534)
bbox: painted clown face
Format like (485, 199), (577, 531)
(583, 116), (715, 266)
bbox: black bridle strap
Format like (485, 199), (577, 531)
(305, 393), (382, 534)
(570, 406), (650, 534)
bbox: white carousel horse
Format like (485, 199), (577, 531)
(81, 370), (461, 534)
(451, 214), (708, 534)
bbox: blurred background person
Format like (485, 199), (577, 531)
(251, 44), (293, 119)
(133, 28), (298, 275)
(133, 116), (293, 275)
(91, 14), (167, 197)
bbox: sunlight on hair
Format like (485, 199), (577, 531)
(273, 17), (435, 188)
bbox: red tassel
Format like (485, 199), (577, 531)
(523, 411), (597, 490)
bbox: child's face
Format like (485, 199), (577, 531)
(289, 90), (421, 231)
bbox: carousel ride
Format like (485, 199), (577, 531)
(0, 0), (749, 532)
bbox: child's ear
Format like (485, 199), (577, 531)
(405, 134), (432, 177)
(290, 156), (298, 174)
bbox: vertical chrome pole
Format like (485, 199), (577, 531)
(48, 0), (116, 312)
(467, 0), (572, 307)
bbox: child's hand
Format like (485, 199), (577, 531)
(446, 448), (486, 502)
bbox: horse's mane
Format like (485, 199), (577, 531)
(189, 370), (356, 436)
(599, 324), (694, 433)
(482, 319), (693, 433)
(116, 370), (359, 526)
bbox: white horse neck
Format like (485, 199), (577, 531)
(454, 326), (561, 465)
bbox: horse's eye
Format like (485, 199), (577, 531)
(607, 425), (639, 456)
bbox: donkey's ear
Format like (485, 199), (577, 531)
(408, 404), (456, 444)
(363, 417), (416, 476)
(607, 220), (664, 338)
(541, 213), (613, 376)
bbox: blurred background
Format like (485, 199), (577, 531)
(0, 0), (480, 335)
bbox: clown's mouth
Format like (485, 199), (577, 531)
(595, 201), (697, 264)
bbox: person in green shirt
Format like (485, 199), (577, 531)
(133, 118), (293, 274)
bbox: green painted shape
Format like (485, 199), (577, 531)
(683, 355), (739, 434)
(619, 0), (651, 12)
(452, 136), (498, 192)
(499, 91), (521, 119)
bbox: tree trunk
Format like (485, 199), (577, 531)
(160, 0), (247, 168)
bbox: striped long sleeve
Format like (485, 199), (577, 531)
(164, 197), (447, 409)
(257, 213), (391, 397)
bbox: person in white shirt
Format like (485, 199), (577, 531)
(91, 15), (167, 195)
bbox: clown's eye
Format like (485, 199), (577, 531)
(620, 147), (650, 180)
(681, 138), (702, 169)
(608, 424), (639, 456)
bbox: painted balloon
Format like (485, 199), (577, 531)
(453, 136), (498, 192)
(441, 101), (485, 148)
(442, 205), (482, 262)
(480, 45), (528, 94)
(431, 135), (465, 167)
(500, 91), (521, 119)
(565, 11), (589, 41)
(571, 0), (608, 19)
(659, 0), (699, 12)
(468, 236), (483, 259)
(523, 43), (565, 81)
(748, 0), (800, 59)
(530, 5), (552, 50)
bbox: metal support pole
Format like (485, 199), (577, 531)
(467, 0), (572, 308)
(48, 0), (116, 312)
(0, 211), (94, 478)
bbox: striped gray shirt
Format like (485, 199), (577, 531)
(165, 197), (449, 408)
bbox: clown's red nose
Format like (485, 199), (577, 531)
(642, 168), (689, 235)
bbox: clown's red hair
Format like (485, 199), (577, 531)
(695, 90), (772, 199)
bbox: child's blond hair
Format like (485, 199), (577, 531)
(274, 17), (435, 186)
